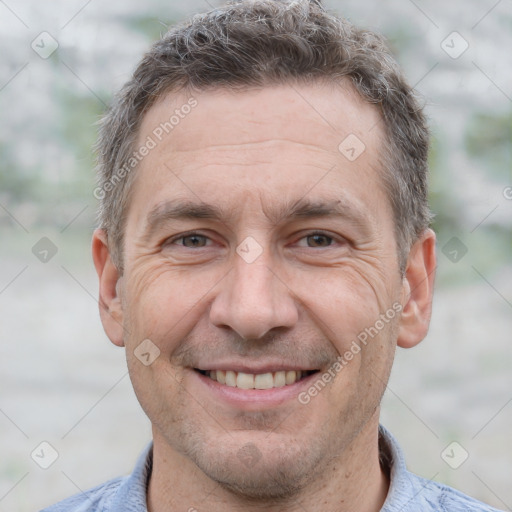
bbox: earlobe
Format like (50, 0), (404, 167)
(92, 229), (125, 347)
(397, 228), (437, 349)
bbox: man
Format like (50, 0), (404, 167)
(41, 1), (503, 510)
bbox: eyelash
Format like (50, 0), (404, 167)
(167, 231), (342, 249)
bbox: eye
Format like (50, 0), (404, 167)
(295, 232), (338, 248)
(304, 233), (334, 247)
(173, 234), (210, 248)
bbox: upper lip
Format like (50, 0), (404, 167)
(193, 360), (319, 374)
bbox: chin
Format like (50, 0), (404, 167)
(182, 431), (326, 502)
(214, 469), (303, 501)
(199, 447), (317, 501)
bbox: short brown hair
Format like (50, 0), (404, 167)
(95, 0), (432, 272)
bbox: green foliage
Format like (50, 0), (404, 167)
(58, 89), (104, 171)
(386, 25), (415, 60)
(465, 110), (512, 180)
(125, 15), (175, 41)
(428, 131), (463, 238)
(56, 88), (105, 199)
(0, 142), (40, 201)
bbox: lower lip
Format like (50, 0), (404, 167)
(192, 370), (319, 409)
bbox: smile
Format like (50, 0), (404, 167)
(195, 369), (317, 390)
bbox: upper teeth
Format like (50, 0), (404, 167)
(207, 370), (306, 389)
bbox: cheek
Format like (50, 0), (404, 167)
(126, 351), (188, 436)
(290, 262), (401, 398)
(319, 317), (397, 428)
(295, 267), (394, 342)
(122, 264), (221, 352)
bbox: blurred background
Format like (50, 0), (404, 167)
(0, 0), (511, 510)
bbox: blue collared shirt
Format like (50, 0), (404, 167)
(40, 426), (504, 511)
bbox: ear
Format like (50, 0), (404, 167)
(397, 228), (436, 349)
(92, 228), (125, 347)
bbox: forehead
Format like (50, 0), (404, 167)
(129, 82), (390, 229)
(137, 81), (382, 153)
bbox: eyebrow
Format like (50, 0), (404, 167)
(143, 196), (370, 240)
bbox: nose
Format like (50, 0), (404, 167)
(209, 254), (299, 340)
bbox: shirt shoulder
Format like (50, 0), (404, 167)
(378, 425), (505, 512)
(39, 476), (126, 512)
(420, 475), (504, 512)
(40, 442), (153, 512)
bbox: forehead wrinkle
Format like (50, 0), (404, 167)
(164, 139), (334, 159)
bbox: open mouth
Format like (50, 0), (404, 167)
(195, 369), (318, 390)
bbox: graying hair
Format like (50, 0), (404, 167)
(95, 0), (432, 273)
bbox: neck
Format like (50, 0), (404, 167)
(147, 415), (389, 512)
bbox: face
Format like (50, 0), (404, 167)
(95, 82), (427, 500)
